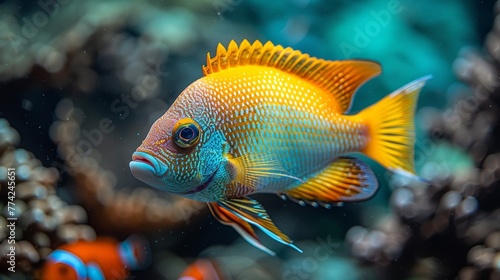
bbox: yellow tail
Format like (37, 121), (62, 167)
(358, 76), (430, 175)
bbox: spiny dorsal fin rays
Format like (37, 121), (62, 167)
(226, 153), (304, 190)
(203, 39), (382, 113)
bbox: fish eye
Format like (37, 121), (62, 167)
(173, 118), (201, 148)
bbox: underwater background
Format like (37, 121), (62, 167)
(0, 0), (499, 279)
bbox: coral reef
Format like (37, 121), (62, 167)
(0, 119), (95, 275)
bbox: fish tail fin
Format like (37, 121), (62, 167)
(119, 235), (151, 270)
(358, 76), (431, 175)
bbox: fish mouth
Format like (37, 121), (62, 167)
(133, 154), (154, 168)
(130, 151), (166, 176)
(175, 169), (218, 195)
(131, 150), (217, 196)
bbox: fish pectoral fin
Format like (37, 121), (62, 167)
(284, 157), (379, 207)
(211, 198), (303, 254)
(227, 153), (303, 190)
(207, 202), (276, 256)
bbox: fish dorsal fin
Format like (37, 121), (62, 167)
(203, 40), (382, 113)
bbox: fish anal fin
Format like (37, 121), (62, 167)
(285, 157), (378, 206)
(203, 40), (381, 113)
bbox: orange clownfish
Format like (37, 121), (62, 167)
(41, 236), (150, 280)
(130, 39), (430, 255)
(178, 259), (227, 280)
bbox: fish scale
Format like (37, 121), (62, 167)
(198, 66), (367, 191)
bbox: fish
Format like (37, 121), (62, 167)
(40, 235), (151, 280)
(129, 39), (430, 255)
(178, 259), (227, 280)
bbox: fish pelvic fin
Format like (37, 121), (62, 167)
(208, 201), (276, 256)
(208, 198), (302, 255)
(203, 40), (381, 113)
(358, 76), (431, 175)
(285, 157), (378, 206)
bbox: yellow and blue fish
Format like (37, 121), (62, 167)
(130, 39), (429, 255)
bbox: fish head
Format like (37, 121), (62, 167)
(41, 249), (88, 280)
(130, 87), (227, 201)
